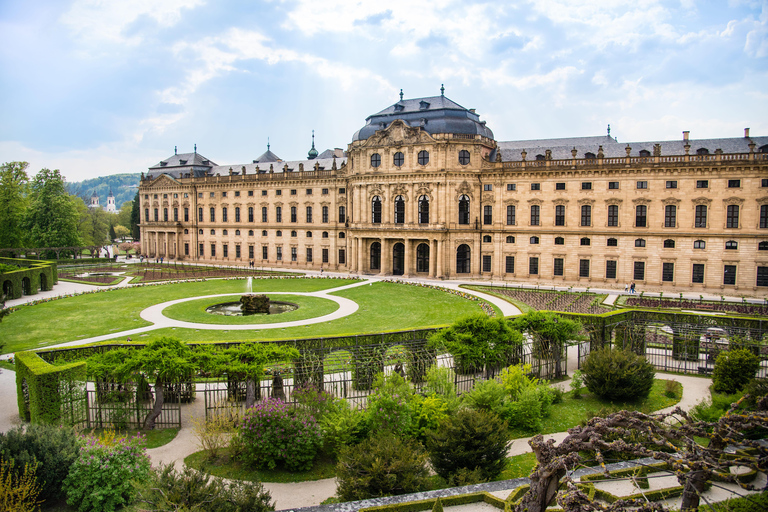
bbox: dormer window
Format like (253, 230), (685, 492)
(394, 103), (405, 112)
(160, 162), (167, 166)
(639, 150), (651, 157)
(584, 152), (596, 159)
(696, 148), (709, 155)
(419, 101), (430, 110)
(179, 160), (187, 165)
(535, 154), (545, 161)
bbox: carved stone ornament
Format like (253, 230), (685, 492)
(364, 119), (435, 147)
(757, 196), (768, 206)
(454, 239), (473, 247)
(528, 198), (543, 206)
(577, 198), (596, 206)
(455, 180), (473, 201)
(503, 199), (519, 206)
(661, 197), (682, 206)
(723, 197), (745, 206)
(632, 198), (652, 205)
(691, 197), (713, 206)
(604, 198), (622, 204)
(482, 193), (494, 204)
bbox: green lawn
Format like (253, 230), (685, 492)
(162, 294), (339, 325)
(2, 279), (487, 353)
(185, 448), (337, 483)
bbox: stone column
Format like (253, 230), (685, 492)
(154, 231), (159, 257)
(436, 239), (444, 278)
(380, 238), (389, 275)
(357, 237), (363, 273)
(404, 238), (412, 277)
(429, 239), (436, 278)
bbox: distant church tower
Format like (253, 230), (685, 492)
(106, 189), (116, 213)
(89, 191), (100, 209)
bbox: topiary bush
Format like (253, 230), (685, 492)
(0, 424), (80, 503)
(138, 463), (274, 512)
(712, 349), (760, 394)
(237, 398), (322, 472)
(582, 347), (655, 401)
(425, 408), (510, 483)
(335, 434), (429, 501)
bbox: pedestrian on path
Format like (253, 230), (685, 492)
(624, 284), (628, 293)
(630, 282), (636, 294)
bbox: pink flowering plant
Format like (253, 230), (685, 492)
(62, 432), (151, 512)
(237, 398), (322, 472)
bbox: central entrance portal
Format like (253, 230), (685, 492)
(393, 242), (404, 275)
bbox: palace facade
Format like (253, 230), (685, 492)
(138, 93), (768, 295)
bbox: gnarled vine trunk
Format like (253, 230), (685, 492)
(143, 380), (165, 430)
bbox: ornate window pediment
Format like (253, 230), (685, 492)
(504, 199), (519, 206)
(577, 198), (595, 206)
(723, 197), (745, 206)
(632, 198), (652, 205)
(528, 199), (543, 206)
(661, 197), (681, 206)
(756, 196), (768, 206)
(691, 197), (712, 206)
(482, 193), (494, 204)
(604, 198), (622, 204)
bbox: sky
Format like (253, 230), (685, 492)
(0, 0), (766, 182)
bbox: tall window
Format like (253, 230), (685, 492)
(248, 207), (254, 223)
(458, 195), (470, 225)
(505, 256), (515, 273)
(210, 243), (216, 257)
(506, 205), (516, 225)
(209, 207), (215, 222)
(456, 244), (470, 273)
(262, 207), (268, 222)
(634, 261), (645, 280)
(290, 206), (297, 223)
(198, 207), (204, 222)
(291, 247), (297, 261)
(163, 208), (168, 221)
(184, 207), (189, 222)
(222, 207), (228, 223)
(275, 206), (282, 223)
(306, 248), (313, 262)
(483, 205), (492, 225)
(692, 264), (705, 283)
(553, 258), (564, 276)
(262, 246), (268, 260)
(322, 206), (329, 223)
(323, 248), (329, 263)
(276, 247), (282, 260)
(606, 260), (617, 279)
(173, 207), (178, 221)
(579, 259), (589, 277)
(339, 205), (346, 223)
(664, 205), (676, 227)
(607, 205), (618, 226)
(694, 205), (707, 228)
(581, 205), (591, 227)
(306, 206), (313, 223)
(555, 205), (565, 226)
(371, 196), (382, 224)
(724, 265), (737, 285)
(416, 243), (430, 273)
(662, 262), (674, 282)
(529, 257), (539, 275)
(393, 195), (404, 224)
(761, 205), (768, 229)
(635, 205), (647, 227)
(418, 195), (429, 224)
(726, 205), (739, 228)
(338, 249), (346, 264)
(530, 205), (540, 226)
(235, 207), (240, 222)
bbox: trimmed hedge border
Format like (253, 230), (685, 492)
(15, 350), (86, 425)
(0, 257), (57, 299)
(360, 492), (506, 512)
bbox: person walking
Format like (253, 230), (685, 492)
(624, 284), (628, 293)
(630, 282), (636, 294)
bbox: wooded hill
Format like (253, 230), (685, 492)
(66, 173), (141, 210)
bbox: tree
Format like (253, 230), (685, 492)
(429, 314), (523, 377)
(130, 191), (141, 240)
(510, 311), (582, 378)
(108, 222), (117, 242)
(113, 225), (130, 239)
(75, 200), (111, 248)
(23, 169), (82, 250)
(116, 200), (133, 232)
(0, 161), (29, 248)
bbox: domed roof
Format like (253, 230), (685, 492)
(308, 130), (319, 159)
(352, 91), (494, 142)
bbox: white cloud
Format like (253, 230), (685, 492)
(60, 0), (205, 46)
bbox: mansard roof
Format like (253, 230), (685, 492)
(253, 149), (281, 163)
(353, 94), (494, 142)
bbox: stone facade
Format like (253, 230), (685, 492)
(139, 95), (768, 296)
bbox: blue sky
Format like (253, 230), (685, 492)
(1, 0), (766, 182)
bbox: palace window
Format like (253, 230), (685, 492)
(506, 256), (515, 273)
(529, 257), (539, 275)
(581, 205), (591, 227)
(198, 207), (204, 222)
(339, 232), (345, 238)
(697, 180), (709, 188)
(483, 235), (492, 243)
(760, 205), (768, 228)
(579, 259), (590, 278)
(530, 236), (539, 244)
(210, 207), (215, 222)
(456, 244), (471, 273)
(607, 205), (618, 226)
(291, 189), (297, 196)
(507, 184), (516, 191)
(555, 237), (565, 245)
(210, 243), (216, 257)
(163, 208), (168, 221)
(664, 205), (676, 227)
(484, 184), (493, 191)
(418, 195), (429, 224)
(482, 255), (491, 273)
(728, 180), (741, 188)
(760, 241), (768, 250)
(606, 260), (617, 279)
(262, 246), (268, 260)
(726, 205), (739, 228)
(556, 183), (565, 190)
(153, 209), (158, 221)
(291, 230), (297, 237)
(662, 262), (674, 282)
(173, 208), (178, 221)
(276, 247), (282, 260)
(223, 244), (229, 258)
(262, 207), (268, 223)
(371, 153), (381, 168)
(634, 261), (645, 280)
(393, 152), (404, 167)
(637, 181), (648, 189)
(307, 231), (312, 237)
(322, 206), (329, 223)
(459, 150), (470, 165)
(322, 248), (329, 263)
(483, 205), (492, 225)
(291, 206), (297, 223)
(666, 181), (677, 189)
(608, 182), (619, 189)
(339, 249), (346, 264)
(724, 265), (737, 285)
(306, 206), (313, 223)
(555, 205), (565, 226)
(580, 237), (590, 246)
(417, 150), (429, 165)
(235, 207), (240, 222)
(459, 195), (470, 225)
(371, 196), (382, 224)
(554, 258), (564, 276)
(635, 238), (646, 247)
(275, 206), (282, 223)
(530, 205), (540, 226)
(663, 239), (675, 248)
(694, 240), (706, 249)
(262, 230), (267, 236)
(307, 248), (313, 262)
(184, 207), (189, 222)
(322, 232), (329, 238)
(222, 207), (228, 223)
(531, 183), (541, 190)
(725, 240), (738, 250)
(291, 247), (297, 261)
(695, 205), (707, 228)
(607, 238), (617, 247)
(506, 205), (515, 225)
(758, 267), (768, 287)
(339, 205), (346, 223)
(248, 207), (254, 223)
(635, 205), (647, 227)
(582, 182), (592, 190)
(506, 236), (515, 243)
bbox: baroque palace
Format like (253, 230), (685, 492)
(138, 90), (768, 295)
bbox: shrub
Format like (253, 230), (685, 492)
(0, 424), (80, 503)
(570, 370), (584, 398)
(500, 386), (548, 431)
(192, 409), (236, 461)
(743, 378), (768, 410)
(500, 363), (539, 399)
(664, 379), (679, 399)
(137, 463), (273, 512)
(365, 372), (415, 436)
(292, 384), (337, 419)
(237, 398), (322, 472)
(582, 347), (655, 401)
(408, 394), (450, 442)
(426, 408), (510, 483)
(0, 458), (42, 512)
(463, 379), (506, 413)
(336, 434), (429, 501)
(63, 432), (151, 512)
(318, 401), (369, 459)
(713, 349), (760, 394)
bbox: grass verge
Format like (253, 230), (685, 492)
(184, 448), (337, 483)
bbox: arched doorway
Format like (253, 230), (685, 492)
(21, 277), (32, 295)
(2, 280), (12, 298)
(392, 243), (404, 275)
(416, 243), (430, 273)
(39, 273), (47, 291)
(456, 244), (471, 273)
(370, 242), (381, 271)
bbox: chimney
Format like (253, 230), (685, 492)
(683, 131), (690, 141)
(744, 128), (750, 138)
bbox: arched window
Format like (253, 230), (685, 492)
(530, 205), (540, 226)
(635, 205), (647, 227)
(370, 241), (381, 270)
(235, 207), (240, 222)
(291, 230), (297, 237)
(725, 240), (738, 250)
(458, 150), (470, 165)
(483, 235), (492, 243)
(580, 237), (590, 246)
(322, 231), (329, 238)
(458, 195), (470, 225)
(456, 244), (470, 273)
(198, 229), (203, 235)
(394, 195), (405, 224)
(635, 238), (646, 247)
(276, 230), (282, 236)
(506, 236), (515, 243)
(607, 238), (617, 247)
(235, 229), (240, 235)
(248, 230), (254, 236)
(306, 231), (312, 237)
(339, 232), (345, 239)
(210, 229), (216, 235)
(418, 195), (429, 224)
(530, 236), (539, 244)
(248, 207), (254, 223)
(664, 239), (675, 248)
(555, 237), (565, 245)
(262, 230), (268, 236)
(371, 153), (381, 168)
(417, 150), (429, 165)
(371, 195), (382, 224)
(416, 243), (430, 273)
(393, 152), (404, 167)
(184, 229), (189, 234)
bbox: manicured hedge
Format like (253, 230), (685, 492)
(0, 257), (57, 299)
(15, 351), (86, 426)
(359, 491), (506, 512)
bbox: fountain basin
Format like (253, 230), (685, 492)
(205, 300), (299, 316)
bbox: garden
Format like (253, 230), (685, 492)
(4, 310), (768, 512)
